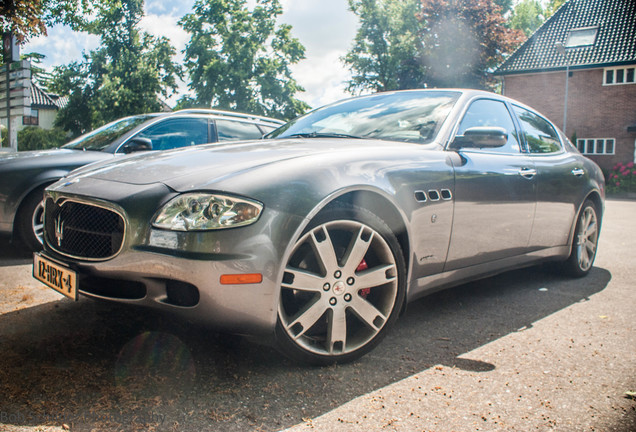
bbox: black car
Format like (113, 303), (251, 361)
(0, 109), (284, 250)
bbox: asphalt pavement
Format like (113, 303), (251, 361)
(0, 199), (634, 432)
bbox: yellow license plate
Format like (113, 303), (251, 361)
(33, 253), (78, 300)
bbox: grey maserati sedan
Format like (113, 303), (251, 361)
(34, 89), (604, 364)
(0, 109), (283, 251)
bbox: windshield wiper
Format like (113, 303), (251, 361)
(286, 132), (363, 139)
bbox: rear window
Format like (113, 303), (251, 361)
(513, 106), (562, 154)
(216, 120), (265, 141)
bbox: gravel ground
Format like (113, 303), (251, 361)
(0, 199), (634, 432)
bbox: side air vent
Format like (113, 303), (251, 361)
(414, 191), (428, 202)
(427, 190), (440, 201)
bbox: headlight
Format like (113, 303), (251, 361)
(152, 193), (263, 231)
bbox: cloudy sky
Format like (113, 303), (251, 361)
(24, 0), (360, 109)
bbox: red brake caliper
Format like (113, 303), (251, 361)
(356, 259), (370, 298)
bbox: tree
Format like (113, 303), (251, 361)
(48, 0), (181, 135)
(0, 0), (97, 43)
(544, 0), (566, 19)
(179, 0), (308, 120)
(344, 0), (424, 94)
(493, 0), (514, 16)
(509, 0), (545, 37)
(343, 0), (524, 94)
(418, 0), (525, 90)
(21, 52), (52, 89)
(18, 126), (68, 151)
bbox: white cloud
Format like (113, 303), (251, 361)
(25, 26), (100, 67)
(279, 0), (359, 108)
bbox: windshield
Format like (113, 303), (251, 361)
(268, 90), (460, 144)
(62, 114), (157, 152)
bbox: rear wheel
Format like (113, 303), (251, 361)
(275, 204), (406, 365)
(562, 199), (600, 277)
(15, 186), (48, 252)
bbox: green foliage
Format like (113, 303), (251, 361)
(344, 0), (525, 93)
(419, 0), (525, 90)
(48, 0), (181, 135)
(493, 0), (514, 15)
(509, 0), (545, 37)
(344, 0), (424, 94)
(21, 52), (53, 90)
(179, 0), (309, 120)
(606, 162), (636, 195)
(1, 0), (98, 42)
(544, 0), (566, 19)
(17, 126), (69, 151)
(0, 125), (7, 147)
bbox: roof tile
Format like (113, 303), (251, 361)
(496, 0), (636, 75)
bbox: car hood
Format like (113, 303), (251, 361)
(66, 139), (423, 190)
(0, 148), (112, 169)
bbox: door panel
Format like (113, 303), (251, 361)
(512, 105), (581, 248)
(445, 151), (536, 270)
(444, 98), (536, 270)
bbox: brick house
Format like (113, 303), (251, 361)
(494, 0), (636, 173)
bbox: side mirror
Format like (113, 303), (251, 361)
(451, 126), (508, 149)
(121, 137), (153, 154)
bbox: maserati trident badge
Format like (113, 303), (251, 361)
(54, 215), (65, 247)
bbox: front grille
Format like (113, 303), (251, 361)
(44, 197), (125, 260)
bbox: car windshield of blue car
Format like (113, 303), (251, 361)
(62, 115), (157, 151)
(268, 90), (460, 144)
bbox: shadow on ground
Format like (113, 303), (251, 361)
(0, 235), (32, 266)
(0, 236), (611, 431)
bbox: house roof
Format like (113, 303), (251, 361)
(495, 0), (636, 75)
(30, 82), (68, 110)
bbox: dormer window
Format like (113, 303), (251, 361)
(565, 26), (598, 48)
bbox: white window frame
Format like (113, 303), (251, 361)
(565, 26), (598, 48)
(577, 138), (615, 155)
(603, 66), (636, 86)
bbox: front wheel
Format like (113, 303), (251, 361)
(562, 199), (600, 277)
(275, 204), (406, 365)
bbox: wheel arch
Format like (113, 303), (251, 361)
(10, 170), (68, 224)
(314, 189), (412, 315)
(324, 190), (411, 273)
(565, 189), (604, 257)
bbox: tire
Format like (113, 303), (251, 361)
(562, 199), (600, 278)
(275, 204), (406, 365)
(15, 186), (48, 252)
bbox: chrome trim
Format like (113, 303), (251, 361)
(519, 167), (537, 179)
(571, 167), (585, 177)
(440, 189), (453, 200)
(44, 195), (128, 262)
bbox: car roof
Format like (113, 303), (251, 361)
(171, 109), (285, 126)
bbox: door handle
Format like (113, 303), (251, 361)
(571, 168), (585, 177)
(518, 167), (537, 179)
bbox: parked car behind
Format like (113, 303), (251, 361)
(0, 109), (284, 251)
(34, 89), (604, 365)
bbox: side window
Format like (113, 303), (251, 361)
(513, 106), (562, 154)
(216, 120), (264, 141)
(136, 118), (209, 151)
(457, 99), (521, 153)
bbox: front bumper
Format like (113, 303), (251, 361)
(40, 180), (304, 336)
